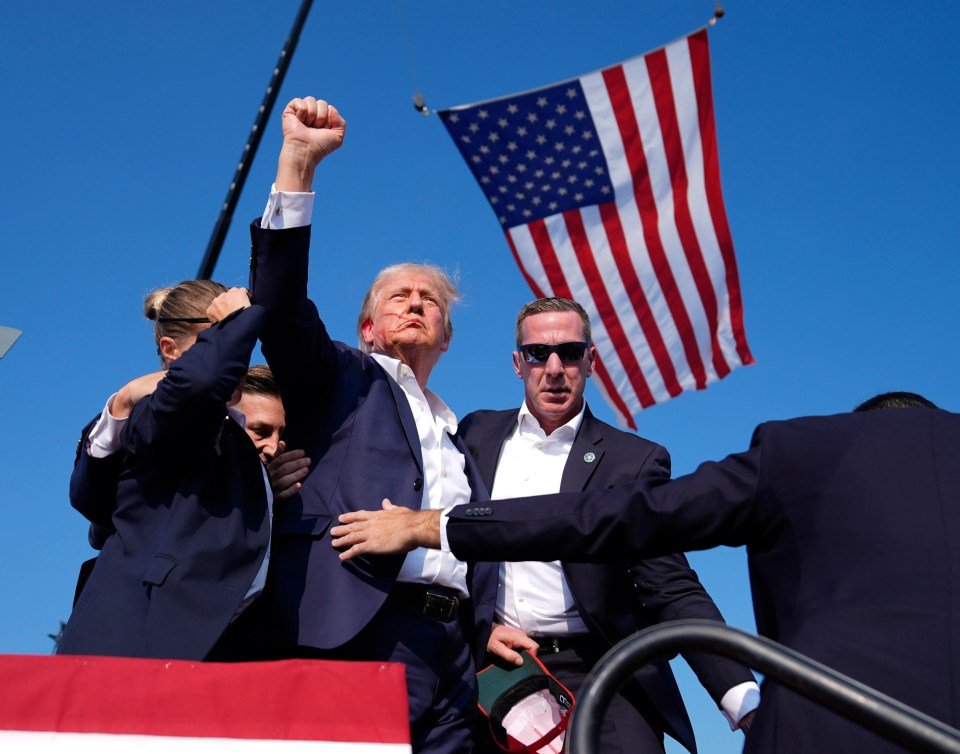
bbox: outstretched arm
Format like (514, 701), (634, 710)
(331, 499), (441, 558)
(275, 97), (346, 192)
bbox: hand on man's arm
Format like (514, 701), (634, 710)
(331, 499), (441, 559)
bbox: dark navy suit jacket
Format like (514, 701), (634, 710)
(248, 221), (497, 657)
(448, 409), (960, 753)
(59, 306), (270, 661)
(458, 406), (755, 752)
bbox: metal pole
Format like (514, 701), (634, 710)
(197, 0), (314, 279)
(567, 620), (960, 754)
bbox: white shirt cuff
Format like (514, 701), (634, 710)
(85, 394), (127, 458)
(720, 681), (761, 729)
(261, 184), (315, 229)
(438, 509), (453, 553)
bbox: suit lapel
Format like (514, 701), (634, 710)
(560, 406), (605, 492)
(475, 411), (517, 493)
(381, 362), (425, 475)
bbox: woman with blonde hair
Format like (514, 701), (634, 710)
(59, 280), (272, 661)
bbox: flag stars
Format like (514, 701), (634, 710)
(536, 134), (547, 145)
(498, 155), (509, 164)
(594, 166), (605, 175)
(460, 135), (472, 144)
(574, 110), (586, 120)
(564, 125), (575, 135)
(551, 171), (561, 180)
(537, 96), (548, 107)
(448, 113), (460, 123)
(478, 109), (489, 119)
(545, 156), (555, 165)
(507, 174), (518, 183)
(532, 196), (541, 205)
(534, 169), (544, 178)
(525, 181), (534, 190)
(469, 123), (480, 133)
(489, 166), (500, 174)
(471, 155), (482, 164)
(600, 186), (611, 195)
(507, 103), (519, 114)
(554, 142), (566, 151)
(517, 126), (528, 137)
(527, 113), (539, 123)
(558, 187), (568, 196)
(582, 130), (594, 140)
(561, 159), (571, 168)
(574, 192), (584, 201)
(498, 186), (508, 193)
(516, 164), (527, 173)
(507, 141), (518, 151)
(567, 175), (578, 184)
(480, 145), (491, 154)
(584, 178), (595, 188)
(523, 209), (532, 217)
(556, 104), (567, 115)
(545, 119), (557, 129)
(565, 88), (577, 99)
(571, 145), (582, 154)
(498, 118), (509, 128)
(489, 132), (500, 142)
(549, 201), (558, 210)
(526, 150), (537, 160)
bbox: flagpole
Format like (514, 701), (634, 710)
(197, 0), (314, 280)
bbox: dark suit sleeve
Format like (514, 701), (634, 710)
(622, 443), (757, 705)
(69, 418), (121, 533)
(248, 220), (339, 433)
(122, 305), (266, 458)
(447, 444), (764, 562)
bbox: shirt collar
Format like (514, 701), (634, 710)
(517, 399), (586, 440)
(371, 352), (459, 433)
(226, 405), (246, 429)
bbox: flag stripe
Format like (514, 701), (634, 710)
(0, 655), (409, 745)
(645, 47), (730, 381)
(562, 208), (657, 408)
(687, 30), (754, 366)
(601, 63), (709, 390)
(597, 201), (684, 400)
(0, 731), (410, 753)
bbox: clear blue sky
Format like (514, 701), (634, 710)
(1, 2), (957, 751)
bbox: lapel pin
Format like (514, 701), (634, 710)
(583, 452), (596, 463)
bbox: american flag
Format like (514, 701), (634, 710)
(440, 29), (753, 428)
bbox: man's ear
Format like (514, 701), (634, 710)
(360, 318), (375, 345)
(159, 336), (181, 364)
(586, 345), (597, 377)
(512, 351), (523, 379)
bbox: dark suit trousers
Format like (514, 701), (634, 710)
(293, 597), (480, 754)
(537, 644), (667, 754)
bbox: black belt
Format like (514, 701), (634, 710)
(532, 634), (595, 654)
(391, 583), (463, 623)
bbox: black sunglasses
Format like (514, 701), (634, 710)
(518, 341), (590, 364)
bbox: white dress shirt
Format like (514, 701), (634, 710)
(491, 402), (590, 637)
(371, 354), (472, 598)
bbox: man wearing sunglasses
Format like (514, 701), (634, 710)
(455, 297), (758, 754)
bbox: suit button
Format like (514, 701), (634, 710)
(413, 477), (423, 491)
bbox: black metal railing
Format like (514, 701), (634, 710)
(566, 620), (960, 754)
